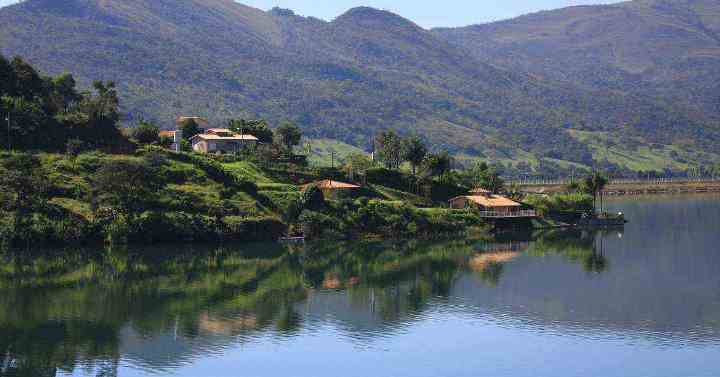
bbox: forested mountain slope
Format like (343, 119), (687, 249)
(1, 0), (719, 173)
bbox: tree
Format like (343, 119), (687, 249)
(375, 130), (403, 170)
(343, 153), (373, 181)
(179, 118), (202, 142)
(49, 73), (81, 113)
(159, 135), (174, 148)
(228, 119), (274, 144)
(481, 169), (505, 194)
(0, 96), (45, 150)
(275, 121), (302, 153)
(463, 160), (504, 193)
(89, 155), (167, 219)
(581, 171), (608, 213)
(0, 153), (48, 224)
(0, 55), (16, 96)
(402, 135), (427, 176)
(132, 120), (160, 145)
(301, 184), (325, 211)
(423, 151), (452, 177)
(65, 138), (84, 158)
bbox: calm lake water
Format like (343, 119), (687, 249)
(2, 194), (720, 377)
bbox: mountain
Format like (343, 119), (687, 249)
(1, 0), (719, 174)
(436, 0), (720, 114)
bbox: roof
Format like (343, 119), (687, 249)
(451, 195), (522, 208)
(469, 188), (492, 194)
(191, 133), (259, 141)
(308, 179), (361, 190)
(207, 128), (233, 134)
(176, 116), (210, 128)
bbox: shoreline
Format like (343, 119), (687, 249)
(519, 180), (720, 196)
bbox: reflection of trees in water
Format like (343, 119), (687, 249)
(526, 229), (610, 274)
(0, 233), (609, 376)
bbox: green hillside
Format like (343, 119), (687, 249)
(1, 0), (719, 175)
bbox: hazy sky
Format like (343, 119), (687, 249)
(0, 0), (622, 28)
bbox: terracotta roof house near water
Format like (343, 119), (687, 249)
(449, 190), (536, 218)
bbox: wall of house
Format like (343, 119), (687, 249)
(192, 141), (208, 153)
(449, 197), (469, 209)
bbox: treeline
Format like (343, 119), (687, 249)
(0, 54), (130, 152)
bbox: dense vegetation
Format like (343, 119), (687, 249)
(0, 55), (130, 152)
(2, 0), (719, 176)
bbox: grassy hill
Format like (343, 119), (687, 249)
(1, 0), (719, 174)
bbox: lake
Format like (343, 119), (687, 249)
(1, 194), (720, 377)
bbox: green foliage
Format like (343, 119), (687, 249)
(65, 138), (84, 158)
(375, 130), (403, 170)
(132, 120), (161, 145)
(402, 135), (427, 175)
(580, 171), (609, 211)
(2, 4), (720, 175)
(0, 55), (130, 152)
(89, 155), (168, 217)
(179, 118), (201, 141)
(228, 119), (274, 144)
(366, 167), (414, 192)
(524, 193), (594, 217)
(342, 153), (373, 177)
(301, 184), (325, 211)
(299, 210), (339, 239)
(462, 160), (504, 193)
(423, 151), (453, 178)
(275, 121), (302, 153)
(0, 153), (49, 217)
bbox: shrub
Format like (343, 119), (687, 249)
(132, 121), (160, 145)
(299, 211), (338, 239)
(366, 168), (413, 191)
(301, 184), (325, 211)
(222, 216), (286, 241)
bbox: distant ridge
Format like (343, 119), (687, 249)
(1, 0), (719, 174)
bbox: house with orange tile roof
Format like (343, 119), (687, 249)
(190, 128), (259, 154)
(449, 189), (536, 218)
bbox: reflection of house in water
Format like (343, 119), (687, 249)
(198, 313), (259, 336)
(468, 252), (520, 272)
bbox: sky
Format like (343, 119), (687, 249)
(0, 0), (622, 28)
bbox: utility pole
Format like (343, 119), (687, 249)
(331, 151), (335, 169)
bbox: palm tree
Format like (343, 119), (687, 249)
(582, 171), (609, 214)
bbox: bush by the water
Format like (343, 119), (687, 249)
(524, 193), (594, 218)
(299, 198), (484, 240)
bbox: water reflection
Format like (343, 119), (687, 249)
(1, 202), (719, 377)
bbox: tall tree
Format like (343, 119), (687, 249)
(179, 118), (202, 142)
(0, 55), (15, 96)
(228, 119), (274, 143)
(275, 121), (302, 153)
(402, 135), (427, 176)
(423, 151), (452, 177)
(0, 153), (49, 225)
(132, 120), (160, 145)
(375, 130), (403, 170)
(581, 171), (608, 213)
